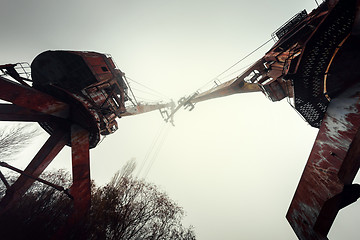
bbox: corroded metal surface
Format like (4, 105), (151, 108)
(0, 104), (57, 122)
(0, 76), (69, 118)
(189, 73), (261, 104)
(286, 83), (360, 240)
(31, 51), (127, 136)
(69, 125), (91, 221)
(184, 0), (359, 129)
(53, 125), (91, 240)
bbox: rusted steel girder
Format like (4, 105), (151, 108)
(0, 76), (69, 118)
(53, 125), (91, 240)
(286, 83), (360, 240)
(189, 73), (262, 104)
(0, 103), (59, 122)
(286, 1), (360, 239)
(69, 125), (91, 222)
(0, 127), (68, 213)
(0, 76), (71, 214)
(0, 161), (72, 198)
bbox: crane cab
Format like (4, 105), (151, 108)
(31, 50), (128, 146)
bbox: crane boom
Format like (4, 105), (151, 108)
(164, 59), (264, 123)
(189, 65), (262, 104)
(119, 101), (175, 117)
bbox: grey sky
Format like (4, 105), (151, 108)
(1, 0), (359, 239)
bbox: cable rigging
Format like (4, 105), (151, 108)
(196, 38), (273, 93)
(136, 122), (170, 179)
(143, 123), (170, 179)
(162, 38), (274, 122)
(126, 76), (171, 100)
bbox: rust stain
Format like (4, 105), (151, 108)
(287, 83), (360, 239)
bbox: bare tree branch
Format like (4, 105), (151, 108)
(0, 163), (196, 240)
(0, 124), (41, 161)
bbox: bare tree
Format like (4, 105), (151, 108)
(0, 169), (73, 240)
(0, 123), (41, 161)
(0, 123), (42, 198)
(0, 163), (196, 240)
(89, 162), (195, 240)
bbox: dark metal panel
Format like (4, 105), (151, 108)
(286, 83), (360, 240)
(0, 103), (59, 122)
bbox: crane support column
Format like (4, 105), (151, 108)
(69, 125), (91, 223)
(286, 83), (360, 240)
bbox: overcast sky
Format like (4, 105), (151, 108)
(1, 0), (359, 239)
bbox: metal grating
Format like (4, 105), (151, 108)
(293, 0), (355, 128)
(272, 10), (308, 41)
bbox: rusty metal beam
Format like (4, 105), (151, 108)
(69, 124), (91, 222)
(0, 127), (68, 213)
(0, 103), (59, 122)
(0, 161), (73, 199)
(190, 76), (261, 105)
(53, 125), (91, 239)
(286, 83), (360, 240)
(0, 76), (69, 118)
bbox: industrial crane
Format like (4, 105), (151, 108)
(0, 0), (359, 239)
(0, 50), (174, 238)
(166, 0), (360, 239)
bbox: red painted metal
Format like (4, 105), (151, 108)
(31, 51), (127, 136)
(286, 84), (360, 239)
(52, 125), (91, 240)
(0, 76), (69, 118)
(285, 1), (360, 239)
(69, 124), (91, 222)
(0, 104), (58, 122)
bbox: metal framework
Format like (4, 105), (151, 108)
(0, 69), (91, 236)
(0, 51), (131, 237)
(0, 51), (175, 237)
(170, 0), (360, 239)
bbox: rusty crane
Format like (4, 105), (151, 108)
(0, 50), (174, 237)
(167, 0), (360, 239)
(0, 0), (360, 239)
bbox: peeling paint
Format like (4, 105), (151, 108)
(287, 83), (360, 239)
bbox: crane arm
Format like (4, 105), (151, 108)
(189, 59), (264, 105)
(164, 58), (265, 123)
(119, 101), (175, 117)
(190, 77), (261, 104)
